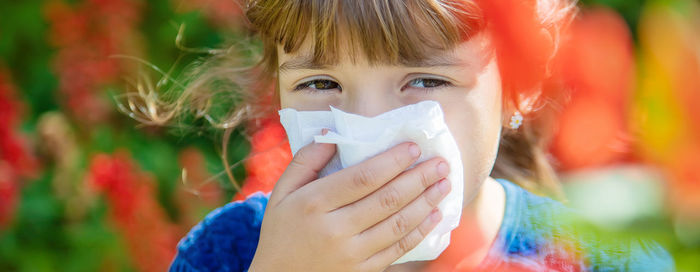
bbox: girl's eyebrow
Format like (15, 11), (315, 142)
(279, 55), (330, 74)
(278, 53), (467, 74)
(403, 54), (467, 68)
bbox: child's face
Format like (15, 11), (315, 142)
(277, 33), (503, 202)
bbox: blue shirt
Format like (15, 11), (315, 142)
(169, 179), (675, 271)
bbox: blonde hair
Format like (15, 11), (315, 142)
(120, 0), (577, 199)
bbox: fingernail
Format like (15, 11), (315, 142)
(436, 161), (449, 177)
(430, 208), (442, 223)
(438, 179), (451, 195)
(409, 144), (421, 158)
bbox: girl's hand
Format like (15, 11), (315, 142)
(248, 130), (452, 272)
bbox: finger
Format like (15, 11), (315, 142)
(355, 178), (450, 255)
(269, 129), (336, 206)
(359, 208), (442, 271)
(337, 157), (449, 233)
(308, 142), (421, 210)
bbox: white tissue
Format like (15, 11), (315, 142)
(278, 100), (464, 264)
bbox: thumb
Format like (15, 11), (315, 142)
(269, 129), (336, 206)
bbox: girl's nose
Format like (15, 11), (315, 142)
(342, 87), (402, 118)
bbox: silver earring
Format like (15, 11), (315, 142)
(509, 111), (523, 129)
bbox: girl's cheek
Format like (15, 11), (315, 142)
(281, 92), (341, 111)
(399, 88), (456, 106)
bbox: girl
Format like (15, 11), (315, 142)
(158, 0), (674, 271)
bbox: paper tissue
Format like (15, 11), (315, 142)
(278, 100), (464, 264)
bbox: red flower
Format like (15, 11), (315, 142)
(549, 8), (636, 171)
(0, 70), (39, 177)
(234, 119), (292, 201)
(0, 162), (19, 229)
(86, 151), (179, 272)
(0, 68), (39, 229)
(478, 0), (555, 99)
(44, 0), (143, 125)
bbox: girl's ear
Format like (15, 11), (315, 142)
(501, 82), (547, 131)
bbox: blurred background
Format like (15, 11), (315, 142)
(0, 0), (698, 271)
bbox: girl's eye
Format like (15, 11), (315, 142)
(293, 79), (341, 92)
(404, 78), (452, 90)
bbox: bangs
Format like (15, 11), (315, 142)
(246, 0), (485, 68)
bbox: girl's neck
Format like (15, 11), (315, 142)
(450, 176), (506, 270)
(385, 176), (506, 271)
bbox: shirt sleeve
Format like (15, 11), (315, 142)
(169, 192), (269, 272)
